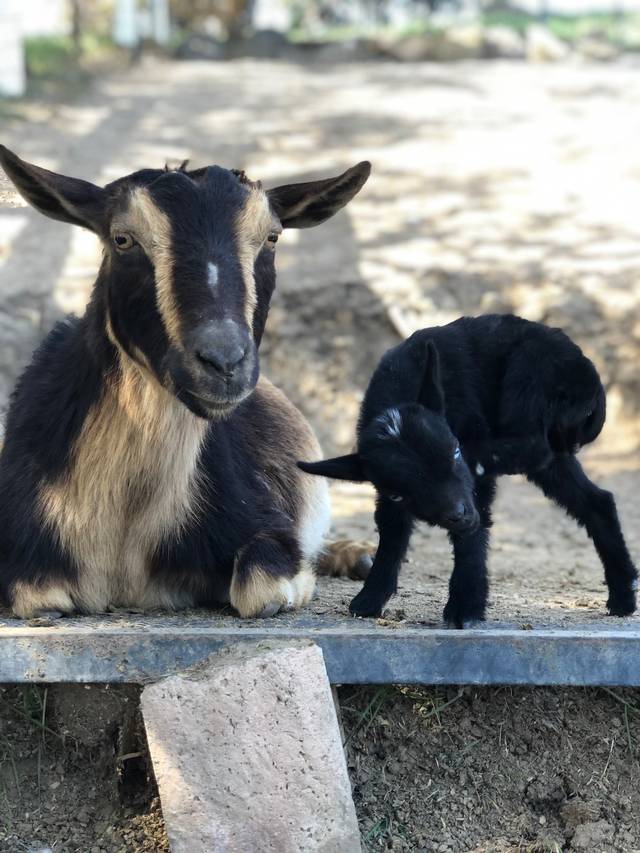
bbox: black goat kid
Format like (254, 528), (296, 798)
(299, 315), (638, 627)
(0, 145), (371, 618)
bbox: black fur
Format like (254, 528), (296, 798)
(299, 315), (637, 626)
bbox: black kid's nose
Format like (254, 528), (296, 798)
(445, 502), (466, 525)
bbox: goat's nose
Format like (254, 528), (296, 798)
(444, 502), (466, 525)
(196, 342), (246, 376)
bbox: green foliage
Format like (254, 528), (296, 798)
(481, 9), (640, 49)
(25, 35), (76, 79)
(287, 5), (640, 51)
(24, 34), (113, 80)
(481, 9), (533, 34)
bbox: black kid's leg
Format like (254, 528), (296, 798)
(443, 476), (496, 628)
(349, 497), (414, 618)
(527, 455), (637, 616)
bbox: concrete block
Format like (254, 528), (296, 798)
(141, 641), (361, 853)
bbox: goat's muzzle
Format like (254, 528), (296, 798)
(175, 318), (259, 417)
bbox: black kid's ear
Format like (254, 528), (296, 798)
(298, 454), (367, 483)
(419, 340), (445, 414)
(0, 145), (106, 233)
(267, 161), (371, 228)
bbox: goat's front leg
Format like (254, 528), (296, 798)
(527, 455), (637, 616)
(349, 497), (414, 618)
(443, 476), (496, 628)
(463, 435), (553, 477)
(230, 530), (315, 618)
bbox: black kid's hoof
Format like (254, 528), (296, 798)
(349, 589), (386, 618)
(442, 599), (486, 630)
(607, 585), (637, 617)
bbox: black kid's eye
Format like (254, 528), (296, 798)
(113, 233), (135, 250)
(388, 494), (403, 503)
(454, 445), (462, 461)
(267, 232), (279, 245)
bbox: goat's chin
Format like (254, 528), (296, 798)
(178, 386), (253, 420)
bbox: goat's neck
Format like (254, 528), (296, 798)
(75, 290), (208, 500)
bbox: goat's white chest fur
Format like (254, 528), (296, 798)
(40, 364), (207, 611)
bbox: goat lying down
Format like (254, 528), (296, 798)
(300, 315), (638, 627)
(0, 145), (371, 619)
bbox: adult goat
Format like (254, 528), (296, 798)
(0, 146), (370, 618)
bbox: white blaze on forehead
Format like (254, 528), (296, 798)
(207, 262), (218, 291)
(377, 407), (402, 439)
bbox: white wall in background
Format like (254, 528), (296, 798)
(0, 12), (25, 97)
(0, 0), (68, 98)
(254, 0), (290, 31)
(4, 0), (69, 36)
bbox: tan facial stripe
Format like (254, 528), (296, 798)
(234, 187), (273, 328)
(126, 187), (182, 347)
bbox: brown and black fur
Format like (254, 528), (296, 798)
(0, 145), (371, 618)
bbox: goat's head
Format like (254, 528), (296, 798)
(299, 339), (479, 533)
(0, 146), (370, 418)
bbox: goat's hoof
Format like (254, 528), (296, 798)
(607, 590), (637, 617)
(352, 554), (373, 580)
(443, 601), (486, 629)
(444, 617), (485, 630)
(257, 601), (283, 618)
(349, 589), (386, 618)
(316, 540), (375, 579)
(29, 610), (65, 622)
(29, 610), (65, 626)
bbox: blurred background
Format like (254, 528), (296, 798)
(1, 0), (639, 459)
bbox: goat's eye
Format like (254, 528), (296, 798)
(454, 446), (462, 461)
(113, 233), (135, 250)
(388, 494), (403, 503)
(266, 232), (279, 245)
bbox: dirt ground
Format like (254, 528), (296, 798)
(0, 684), (167, 853)
(1, 55), (640, 851)
(341, 683), (640, 852)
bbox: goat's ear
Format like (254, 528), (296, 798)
(419, 340), (445, 414)
(267, 161), (370, 228)
(0, 145), (106, 233)
(298, 454), (367, 482)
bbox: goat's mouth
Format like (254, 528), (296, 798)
(416, 510), (480, 534)
(168, 357), (258, 419)
(183, 387), (253, 417)
(443, 513), (481, 535)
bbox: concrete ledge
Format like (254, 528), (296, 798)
(1, 613), (639, 685)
